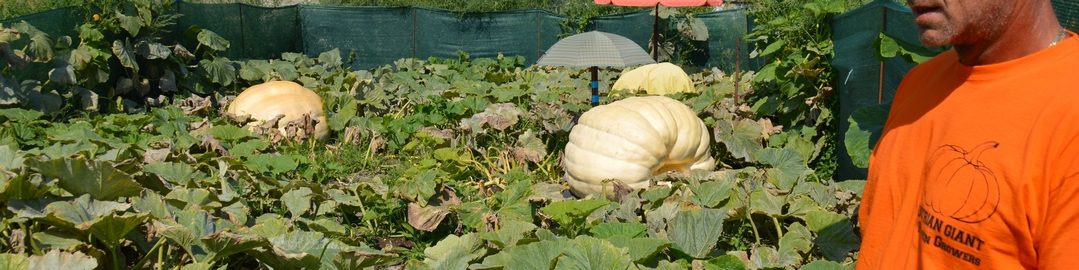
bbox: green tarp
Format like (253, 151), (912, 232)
(698, 9), (755, 71)
(299, 6), (414, 70)
(177, 3), (300, 60)
(1, 3), (759, 73)
(414, 9), (564, 65)
(0, 7), (81, 40)
(590, 10), (655, 52)
(1055, 0), (1079, 32)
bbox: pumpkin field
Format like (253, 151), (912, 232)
(0, 0), (869, 269)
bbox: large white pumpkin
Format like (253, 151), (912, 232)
(226, 81), (329, 140)
(563, 96), (715, 196)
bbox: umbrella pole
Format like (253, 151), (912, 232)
(652, 3), (660, 60)
(590, 66), (600, 106)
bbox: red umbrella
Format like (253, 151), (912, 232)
(593, 0), (725, 59)
(594, 0), (724, 6)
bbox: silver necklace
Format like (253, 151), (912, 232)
(1049, 28), (1068, 47)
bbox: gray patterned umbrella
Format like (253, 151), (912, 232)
(537, 31), (655, 105)
(538, 31), (656, 68)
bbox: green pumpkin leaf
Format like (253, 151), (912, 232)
(704, 254), (747, 270)
(116, 13), (142, 36)
(0, 145), (25, 172)
(7, 198), (52, 220)
(779, 223), (813, 262)
(200, 57), (236, 86)
(785, 195), (821, 218)
(845, 104), (889, 169)
(48, 62), (76, 86)
(471, 239), (566, 270)
(43, 194), (129, 229)
(145, 162), (205, 186)
(395, 169), (438, 203)
(589, 222), (647, 239)
(252, 154), (298, 175)
(422, 233), (486, 269)
(0, 253), (29, 270)
(750, 246), (785, 269)
(136, 41), (171, 60)
(229, 139), (269, 158)
(27, 250), (96, 270)
(333, 247), (397, 269)
(760, 40), (787, 57)
(308, 218), (348, 236)
(250, 214), (289, 239)
(716, 118), (764, 161)
(239, 60), (269, 81)
(318, 49), (343, 68)
(197, 29), (230, 52)
(77, 24), (104, 42)
(805, 210), (860, 261)
(210, 125), (250, 142)
(202, 231), (270, 262)
(132, 191), (171, 219)
(799, 260), (849, 270)
(329, 99), (358, 131)
(540, 199), (609, 228)
(691, 179), (735, 208)
(272, 60), (299, 81)
(555, 236), (632, 270)
(29, 158), (142, 200)
(87, 212), (150, 248)
(836, 180), (866, 198)
(479, 220), (536, 248)
(0, 108), (43, 123)
(606, 235), (670, 262)
(668, 208), (726, 258)
(281, 187), (313, 218)
(179, 263), (213, 270)
(165, 188), (217, 209)
(28, 33), (54, 61)
(749, 189), (785, 217)
(260, 231), (344, 269)
(32, 231), (85, 250)
(755, 147), (808, 190)
(112, 40), (138, 72)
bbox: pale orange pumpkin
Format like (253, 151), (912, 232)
(226, 81), (329, 140)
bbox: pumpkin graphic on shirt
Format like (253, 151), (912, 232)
(923, 141), (1001, 223)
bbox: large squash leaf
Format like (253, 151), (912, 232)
(27, 250), (96, 270)
(844, 104), (889, 169)
(667, 208), (726, 258)
(29, 158), (142, 200)
(554, 236), (632, 270)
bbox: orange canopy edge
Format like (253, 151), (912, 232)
(593, 0), (724, 7)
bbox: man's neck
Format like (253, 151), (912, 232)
(954, 3), (1064, 66)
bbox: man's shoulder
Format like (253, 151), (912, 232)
(904, 50), (958, 79)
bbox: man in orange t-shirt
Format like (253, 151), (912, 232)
(857, 0), (1079, 269)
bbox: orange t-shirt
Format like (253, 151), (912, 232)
(857, 33), (1079, 269)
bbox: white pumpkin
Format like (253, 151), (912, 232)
(226, 81), (329, 140)
(563, 96), (715, 196)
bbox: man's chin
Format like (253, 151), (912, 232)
(918, 30), (952, 47)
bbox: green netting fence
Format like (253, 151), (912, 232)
(1056, 0), (1079, 31)
(0, 6), (82, 41)
(2, 2), (755, 71)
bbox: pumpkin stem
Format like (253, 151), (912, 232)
(652, 161), (691, 176)
(966, 141), (1000, 162)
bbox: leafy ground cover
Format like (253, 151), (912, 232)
(0, 51), (863, 269)
(0, 0), (866, 269)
